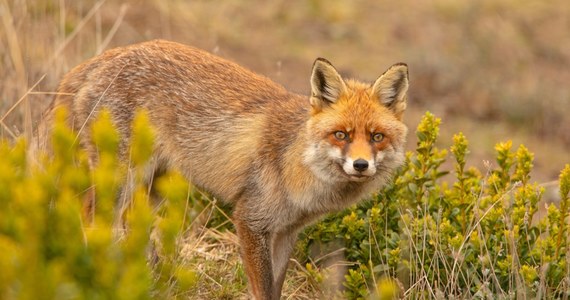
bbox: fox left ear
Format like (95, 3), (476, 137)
(372, 63), (409, 118)
(310, 58), (347, 111)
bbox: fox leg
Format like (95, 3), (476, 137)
(233, 212), (275, 300)
(82, 186), (96, 223)
(271, 229), (297, 297)
(115, 168), (136, 233)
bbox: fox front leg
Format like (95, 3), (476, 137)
(234, 214), (275, 299)
(270, 229), (298, 297)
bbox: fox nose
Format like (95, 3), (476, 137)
(353, 159), (369, 172)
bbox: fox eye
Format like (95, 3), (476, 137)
(372, 133), (384, 142)
(334, 131), (348, 141)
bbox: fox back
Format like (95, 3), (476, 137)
(33, 40), (409, 299)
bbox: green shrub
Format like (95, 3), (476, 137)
(300, 112), (570, 299)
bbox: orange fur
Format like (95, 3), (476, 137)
(32, 40), (409, 300)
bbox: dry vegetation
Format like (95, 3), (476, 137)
(2, 0), (569, 181)
(1, 0), (569, 299)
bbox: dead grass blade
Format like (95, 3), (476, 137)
(0, 74), (47, 139)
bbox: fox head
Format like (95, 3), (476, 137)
(304, 58), (409, 183)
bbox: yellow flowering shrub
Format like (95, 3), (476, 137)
(0, 109), (196, 299)
(300, 112), (570, 299)
(0, 109), (568, 299)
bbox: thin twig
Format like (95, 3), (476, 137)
(48, 0), (107, 66)
(96, 3), (128, 54)
(0, 74), (47, 139)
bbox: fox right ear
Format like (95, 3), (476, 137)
(372, 63), (409, 118)
(310, 58), (347, 110)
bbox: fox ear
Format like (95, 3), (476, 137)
(372, 63), (409, 117)
(310, 58), (347, 110)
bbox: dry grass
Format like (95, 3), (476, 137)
(173, 195), (328, 299)
(2, 0), (567, 181)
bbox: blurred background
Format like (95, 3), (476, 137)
(1, 0), (568, 185)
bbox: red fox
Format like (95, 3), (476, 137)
(32, 40), (409, 299)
